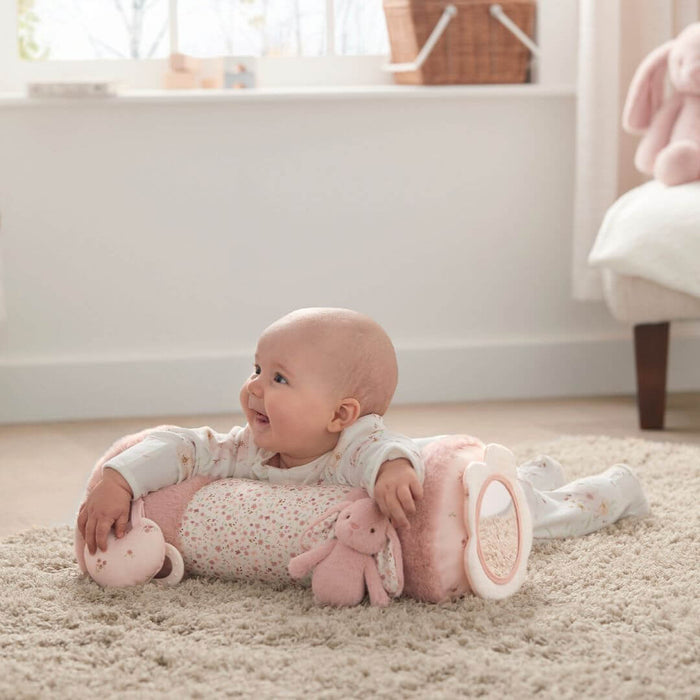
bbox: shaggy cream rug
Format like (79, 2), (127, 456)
(1, 436), (698, 699)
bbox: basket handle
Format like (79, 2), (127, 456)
(383, 3), (540, 74)
(489, 4), (540, 57)
(383, 4), (458, 73)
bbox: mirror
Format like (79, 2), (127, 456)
(476, 478), (520, 583)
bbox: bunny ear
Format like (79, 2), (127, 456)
(298, 504), (343, 551)
(374, 523), (404, 597)
(308, 489), (366, 528)
(298, 492), (361, 551)
(623, 40), (674, 133)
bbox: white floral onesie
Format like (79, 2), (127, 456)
(105, 414), (424, 501)
(107, 417), (650, 541)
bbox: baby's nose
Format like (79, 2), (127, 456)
(350, 522), (359, 530)
(248, 376), (263, 397)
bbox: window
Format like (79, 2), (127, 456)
(6, 1), (579, 93)
(19, 0), (171, 60)
(15, 0), (389, 84)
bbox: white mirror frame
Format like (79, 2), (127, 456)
(462, 443), (533, 600)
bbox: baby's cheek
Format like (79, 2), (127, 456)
(238, 383), (249, 412)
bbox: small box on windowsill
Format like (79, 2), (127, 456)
(224, 58), (257, 89)
(163, 71), (198, 90)
(169, 52), (201, 73)
(163, 55), (226, 90)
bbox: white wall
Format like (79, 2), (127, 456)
(1, 88), (699, 424)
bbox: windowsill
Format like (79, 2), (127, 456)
(0, 83), (576, 106)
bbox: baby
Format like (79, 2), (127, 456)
(79, 307), (425, 555)
(78, 307), (650, 556)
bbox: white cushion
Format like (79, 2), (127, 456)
(589, 180), (700, 300)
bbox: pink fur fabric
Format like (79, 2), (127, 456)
(401, 435), (485, 602)
(622, 22), (700, 186)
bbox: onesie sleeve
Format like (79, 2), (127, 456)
(104, 425), (248, 499)
(334, 419), (425, 498)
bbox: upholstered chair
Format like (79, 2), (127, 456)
(589, 181), (700, 430)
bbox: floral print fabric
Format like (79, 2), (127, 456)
(179, 479), (403, 594)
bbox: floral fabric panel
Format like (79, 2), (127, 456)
(178, 479), (403, 595)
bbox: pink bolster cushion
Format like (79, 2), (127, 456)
(75, 429), (489, 603)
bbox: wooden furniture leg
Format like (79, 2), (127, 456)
(633, 322), (670, 430)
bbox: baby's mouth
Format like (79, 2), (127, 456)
(253, 410), (269, 425)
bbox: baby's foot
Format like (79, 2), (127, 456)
(604, 464), (651, 518)
(517, 455), (566, 492)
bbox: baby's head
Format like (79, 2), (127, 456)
(274, 307), (398, 414)
(239, 308), (398, 465)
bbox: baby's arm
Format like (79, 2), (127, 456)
(79, 425), (248, 554)
(335, 421), (425, 529)
(374, 458), (423, 529)
(104, 425), (248, 499)
(77, 468), (133, 555)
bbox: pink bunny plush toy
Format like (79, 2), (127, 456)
(623, 22), (700, 186)
(288, 492), (402, 607)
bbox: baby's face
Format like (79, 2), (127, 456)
(239, 325), (346, 466)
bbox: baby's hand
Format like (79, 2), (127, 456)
(374, 458), (423, 529)
(77, 468), (133, 555)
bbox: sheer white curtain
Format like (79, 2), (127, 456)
(572, 0), (700, 301)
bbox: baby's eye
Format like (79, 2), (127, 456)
(370, 528), (375, 533)
(253, 365), (261, 376)
(273, 373), (288, 384)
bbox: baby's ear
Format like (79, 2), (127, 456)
(327, 398), (361, 433)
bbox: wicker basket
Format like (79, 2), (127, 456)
(383, 0), (536, 85)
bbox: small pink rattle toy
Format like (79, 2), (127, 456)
(82, 498), (184, 587)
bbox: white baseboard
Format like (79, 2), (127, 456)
(3, 334), (700, 424)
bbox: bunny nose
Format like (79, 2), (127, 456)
(350, 522), (359, 530)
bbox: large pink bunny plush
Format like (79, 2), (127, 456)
(288, 493), (402, 607)
(623, 22), (700, 186)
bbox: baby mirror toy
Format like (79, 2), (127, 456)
(462, 444), (532, 599)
